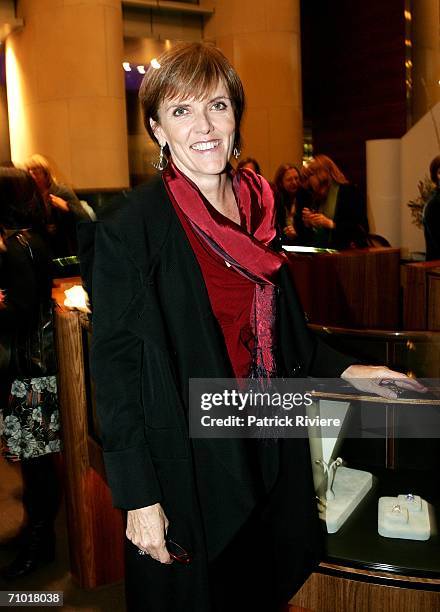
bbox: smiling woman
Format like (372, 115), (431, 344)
(150, 83), (236, 195)
(83, 42), (424, 612)
(139, 44), (244, 218)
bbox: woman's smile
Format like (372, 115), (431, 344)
(190, 139), (222, 152)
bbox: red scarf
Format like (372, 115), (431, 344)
(163, 161), (286, 379)
(162, 161), (285, 285)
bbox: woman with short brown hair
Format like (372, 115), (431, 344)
(87, 42), (423, 612)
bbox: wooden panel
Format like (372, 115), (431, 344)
(55, 306), (124, 588)
(55, 309), (93, 586)
(428, 271), (440, 331)
(301, 0), (407, 192)
(288, 248), (400, 329)
(291, 570), (440, 612)
(402, 261), (440, 330)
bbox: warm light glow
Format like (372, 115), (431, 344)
(122, 61), (131, 72)
(165, 39), (172, 50)
(405, 60), (413, 68)
(405, 39), (412, 47)
(5, 44), (28, 162)
(137, 65), (146, 75)
(150, 58), (161, 69)
(404, 9), (412, 21)
(64, 285), (91, 313)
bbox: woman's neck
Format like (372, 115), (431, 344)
(176, 163), (240, 224)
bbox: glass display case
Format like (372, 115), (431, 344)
(291, 326), (440, 612)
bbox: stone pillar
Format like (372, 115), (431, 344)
(6, 0), (129, 189)
(202, 0), (302, 180)
(412, 0), (440, 124)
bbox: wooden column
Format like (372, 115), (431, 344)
(55, 305), (124, 588)
(201, 0), (303, 178)
(6, 0), (129, 189)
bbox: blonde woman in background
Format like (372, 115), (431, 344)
(296, 154), (369, 249)
(24, 154), (92, 256)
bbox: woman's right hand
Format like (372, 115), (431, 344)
(302, 207), (314, 228)
(126, 503), (172, 564)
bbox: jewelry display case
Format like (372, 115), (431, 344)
(291, 326), (440, 612)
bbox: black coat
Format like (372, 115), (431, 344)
(424, 188), (440, 261)
(295, 183), (369, 249)
(81, 177), (354, 612)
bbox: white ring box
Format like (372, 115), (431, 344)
(378, 495), (430, 541)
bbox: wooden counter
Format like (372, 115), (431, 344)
(290, 564), (440, 612)
(402, 261), (440, 330)
(286, 247), (400, 329)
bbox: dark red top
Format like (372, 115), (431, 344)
(173, 208), (256, 378)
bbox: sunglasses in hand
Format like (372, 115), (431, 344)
(137, 537), (192, 565)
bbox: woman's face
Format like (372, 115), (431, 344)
(28, 166), (49, 192)
(151, 81), (236, 184)
(282, 168), (300, 194)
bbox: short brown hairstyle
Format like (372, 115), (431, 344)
(429, 155), (440, 185)
(139, 42), (245, 152)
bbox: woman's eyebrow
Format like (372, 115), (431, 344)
(208, 95), (230, 103)
(166, 95), (230, 111)
(165, 101), (191, 111)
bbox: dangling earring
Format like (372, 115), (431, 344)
(233, 146), (241, 160)
(152, 144), (168, 171)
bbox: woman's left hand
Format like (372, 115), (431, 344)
(341, 364), (427, 399)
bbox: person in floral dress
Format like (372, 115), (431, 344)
(0, 167), (61, 580)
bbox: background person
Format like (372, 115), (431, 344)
(24, 154), (91, 256)
(0, 168), (61, 580)
(423, 154), (440, 261)
(85, 43), (424, 612)
(273, 163), (303, 243)
(296, 154), (369, 249)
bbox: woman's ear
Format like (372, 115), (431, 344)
(149, 118), (166, 148)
